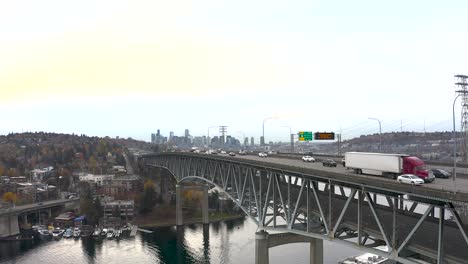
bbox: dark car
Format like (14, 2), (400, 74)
(431, 169), (451, 179)
(322, 159), (337, 167)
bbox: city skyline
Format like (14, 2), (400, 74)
(1, 1), (468, 142)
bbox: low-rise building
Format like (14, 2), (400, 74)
(79, 174), (114, 186)
(103, 175), (142, 197)
(55, 212), (76, 228)
(102, 200), (134, 220)
(30, 167), (53, 181)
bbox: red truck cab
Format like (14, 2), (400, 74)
(402, 157), (434, 182)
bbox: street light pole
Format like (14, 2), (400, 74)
(281, 126), (294, 153)
(207, 126), (217, 147)
(452, 92), (467, 191)
(368, 118), (382, 151)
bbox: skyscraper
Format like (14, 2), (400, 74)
(244, 137), (249, 146)
(169, 131), (174, 142)
(251, 137), (254, 146)
(185, 129), (190, 138)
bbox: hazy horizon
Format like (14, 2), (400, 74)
(1, 1), (467, 142)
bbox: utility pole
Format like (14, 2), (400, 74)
(455, 75), (468, 162)
(368, 118), (382, 152)
(219, 126), (228, 146)
(337, 134), (342, 156)
(453, 74), (468, 191)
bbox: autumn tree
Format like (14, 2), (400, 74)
(183, 189), (203, 214)
(7, 168), (17, 177)
(139, 180), (157, 214)
(3, 192), (17, 204)
(88, 156), (97, 173)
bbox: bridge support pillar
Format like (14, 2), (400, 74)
(202, 185), (209, 225)
(255, 230), (269, 264)
(176, 184), (183, 226)
(23, 213), (28, 226)
(309, 238), (323, 264)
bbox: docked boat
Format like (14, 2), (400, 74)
(339, 246), (391, 264)
(115, 229), (121, 238)
(63, 228), (73, 238)
(101, 228), (108, 237)
(93, 227), (101, 238)
(51, 228), (65, 239)
(73, 228), (81, 239)
(106, 228), (114, 239)
(80, 225), (93, 238)
(37, 228), (52, 240)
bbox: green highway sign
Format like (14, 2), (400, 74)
(298, 131), (313, 141)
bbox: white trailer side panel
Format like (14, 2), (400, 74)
(345, 152), (402, 174)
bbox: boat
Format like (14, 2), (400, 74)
(114, 228), (121, 238)
(106, 228), (114, 239)
(93, 227), (101, 238)
(73, 228), (81, 239)
(101, 228), (108, 237)
(51, 228), (65, 239)
(80, 225), (93, 238)
(339, 246), (392, 264)
(63, 228), (73, 238)
(37, 229), (52, 240)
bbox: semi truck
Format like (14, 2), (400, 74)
(345, 152), (435, 182)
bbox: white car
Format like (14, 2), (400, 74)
(220, 151), (227, 154)
(397, 174), (424, 186)
(258, 152), (268, 157)
(302, 155), (315, 162)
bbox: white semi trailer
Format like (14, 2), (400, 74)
(345, 152), (434, 182)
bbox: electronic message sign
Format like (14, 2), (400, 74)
(314, 132), (335, 140)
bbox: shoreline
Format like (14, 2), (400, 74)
(136, 214), (245, 229)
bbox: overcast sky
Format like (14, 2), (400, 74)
(1, 0), (468, 142)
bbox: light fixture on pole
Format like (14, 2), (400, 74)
(262, 117), (276, 146)
(207, 126), (217, 147)
(281, 126), (294, 153)
(368, 118), (382, 151)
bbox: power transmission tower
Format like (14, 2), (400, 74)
(455, 75), (468, 162)
(219, 126), (228, 146)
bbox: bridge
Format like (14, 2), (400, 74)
(0, 198), (80, 238)
(141, 152), (468, 264)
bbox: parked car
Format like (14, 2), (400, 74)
(220, 151), (227, 154)
(258, 152), (268, 157)
(238, 150), (247, 155)
(229, 152), (236, 156)
(397, 174), (425, 185)
(322, 159), (337, 167)
(431, 169), (451, 179)
(302, 156), (315, 162)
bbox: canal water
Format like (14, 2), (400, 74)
(0, 217), (365, 264)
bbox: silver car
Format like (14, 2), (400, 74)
(397, 174), (424, 186)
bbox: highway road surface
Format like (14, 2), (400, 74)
(216, 153), (468, 196)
